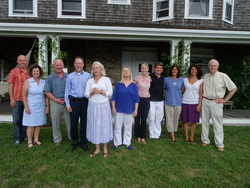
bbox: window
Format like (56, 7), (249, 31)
(8, 0), (37, 17)
(108, 0), (131, 5)
(184, 0), (213, 19)
(57, 0), (86, 19)
(153, 0), (174, 21)
(223, 0), (234, 24)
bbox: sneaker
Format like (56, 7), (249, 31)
(55, 142), (61, 147)
(23, 138), (28, 141)
(14, 141), (20, 146)
(201, 143), (208, 147)
(218, 147), (224, 152)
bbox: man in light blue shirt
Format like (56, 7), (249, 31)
(65, 56), (91, 153)
(44, 59), (71, 147)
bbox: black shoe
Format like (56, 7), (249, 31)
(81, 145), (89, 152)
(71, 147), (77, 153)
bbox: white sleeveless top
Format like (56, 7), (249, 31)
(182, 78), (203, 104)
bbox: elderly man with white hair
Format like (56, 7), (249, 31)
(201, 59), (237, 152)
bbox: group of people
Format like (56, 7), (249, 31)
(8, 54), (237, 157)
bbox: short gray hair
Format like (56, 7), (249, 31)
(91, 61), (106, 77)
(208, 59), (219, 66)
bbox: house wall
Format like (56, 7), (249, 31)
(0, 0), (250, 31)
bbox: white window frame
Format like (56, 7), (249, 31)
(184, 0), (213, 20)
(57, 0), (86, 19)
(222, 0), (234, 25)
(8, 0), (37, 17)
(152, 0), (174, 22)
(108, 0), (131, 5)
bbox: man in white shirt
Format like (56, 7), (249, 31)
(201, 59), (237, 152)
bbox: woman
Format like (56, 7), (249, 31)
(85, 61), (113, 158)
(164, 65), (184, 143)
(22, 64), (50, 148)
(111, 67), (140, 150)
(180, 64), (203, 144)
(134, 63), (151, 144)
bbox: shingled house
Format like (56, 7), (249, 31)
(0, 0), (250, 86)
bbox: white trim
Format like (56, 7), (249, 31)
(152, 0), (174, 21)
(108, 0), (131, 5)
(8, 0), (38, 17)
(0, 23), (250, 44)
(222, 0), (234, 25)
(57, 0), (86, 19)
(184, 0), (213, 20)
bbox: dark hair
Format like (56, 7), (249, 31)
(28, 64), (44, 77)
(188, 64), (203, 79)
(74, 56), (84, 64)
(169, 65), (181, 78)
(155, 62), (164, 69)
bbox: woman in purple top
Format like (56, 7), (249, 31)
(164, 65), (184, 143)
(111, 67), (140, 151)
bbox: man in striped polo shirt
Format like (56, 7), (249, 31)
(7, 55), (30, 145)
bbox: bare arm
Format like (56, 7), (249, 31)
(132, 103), (139, 117)
(216, 87), (237, 104)
(112, 101), (116, 115)
(45, 95), (50, 114)
(181, 85), (185, 94)
(9, 83), (16, 108)
(196, 82), (203, 112)
(45, 91), (64, 104)
(22, 80), (30, 114)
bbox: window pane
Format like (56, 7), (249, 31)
(189, 0), (209, 16)
(14, 0), (33, 14)
(225, 3), (232, 21)
(156, 0), (169, 18)
(62, 0), (81, 15)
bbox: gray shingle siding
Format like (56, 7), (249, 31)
(0, 0), (250, 31)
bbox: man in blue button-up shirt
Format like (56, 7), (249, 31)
(44, 59), (71, 147)
(65, 56), (91, 153)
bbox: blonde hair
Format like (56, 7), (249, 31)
(141, 63), (150, 78)
(120, 66), (133, 83)
(90, 61), (106, 77)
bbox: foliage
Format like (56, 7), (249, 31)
(1, 123), (250, 187)
(161, 40), (190, 78)
(217, 53), (250, 109)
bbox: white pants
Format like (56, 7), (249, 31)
(201, 98), (224, 148)
(113, 112), (133, 146)
(148, 101), (164, 139)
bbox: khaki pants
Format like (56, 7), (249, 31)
(165, 105), (181, 132)
(201, 98), (224, 148)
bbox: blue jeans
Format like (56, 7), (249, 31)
(11, 101), (27, 142)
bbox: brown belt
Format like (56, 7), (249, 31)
(203, 96), (216, 101)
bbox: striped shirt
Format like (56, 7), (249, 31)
(7, 67), (30, 101)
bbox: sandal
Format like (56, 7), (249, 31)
(190, 141), (196, 144)
(33, 141), (42, 145)
(28, 142), (33, 148)
(185, 140), (189, 143)
(90, 152), (100, 157)
(141, 139), (147, 144)
(103, 153), (108, 158)
(138, 137), (141, 143)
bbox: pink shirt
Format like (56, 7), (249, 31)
(134, 75), (151, 98)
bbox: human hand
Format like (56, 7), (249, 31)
(215, 98), (226, 104)
(10, 99), (16, 108)
(195, 105), (201, 112)
(67, 107), (72, 112)
(45, 107), (50, 114)
(112, 108), (117, 115)
(25, 107), (31, 114)
(132, 111), (137, 117)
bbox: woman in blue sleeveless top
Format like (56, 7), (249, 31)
(22, 64), (50, 148)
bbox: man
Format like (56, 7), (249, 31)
(201, 59), (237, 152)
(43, 59), (71, 146)
(65, 56), (91, 153)
(148, 62), (164, 140)
(7, 55), (30, 145)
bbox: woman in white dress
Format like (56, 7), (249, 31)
(85, 61), (113, 158)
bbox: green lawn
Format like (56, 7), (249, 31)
(0, 123), (250, 188)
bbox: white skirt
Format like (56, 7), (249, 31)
(86, 100), (113, 144)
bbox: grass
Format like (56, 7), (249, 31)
(0, 123), (250, 188)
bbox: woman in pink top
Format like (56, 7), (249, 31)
(134, 63), (151, 144)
